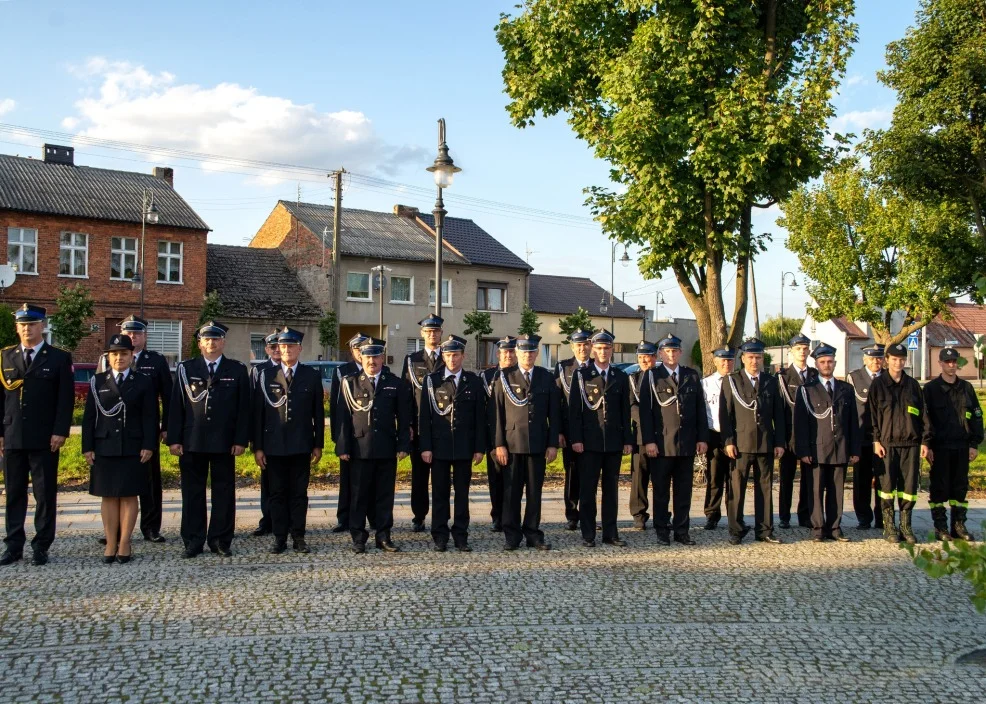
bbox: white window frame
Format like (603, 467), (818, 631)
(145, 319), (183, 365)
(346, 271), (372, 302)
(250, 333), (267, 361)
(156, 240), (184, 285)
(389, 275), (413, 304)
(406, 338), (423, 355)
(58, 231), (89, 278)
(428, 278), (452, 307)
(110, 236), (139, 281)
(477, 283), (507, 313)
(7, 227), (38, 275)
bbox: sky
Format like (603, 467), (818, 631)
(0, 0), (920, 331)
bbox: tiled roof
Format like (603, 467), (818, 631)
(206, 244), (322, 320)
(529, 274), (641, 318)
(832, 316), (868, 339)
(280, 201), (468, 265)
(416, 213), (530, 271)
(0, 153), (209, 231)
(924, 318), (977, 347)
(947, 302), (986, 335)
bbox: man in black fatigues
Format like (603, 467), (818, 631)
(481, 337), (516, 532)
(493, 334), (561, 550)
(254, 328), (325, 554)
(700, 347), (735, 530)
(868, 342), (931, 544)
(419, 335), (486, 552)
(249, 329), (280, 537)
(569, 330), (633, 547)
(645, 333), (708, 545)
(329, 332), (373, 534)
(719, 337), (786, 545)
(0, 304), (73, 567)
(924, 347), (984, 541)
(555, 329), (593, 531)
(167, 321), (251, 558)
(402, 315), (445, 532)
(777, 334), (816, 529)
(336, 338), (412, 553)
(628, 340), (658, 530)
(794, 343), (861, 542)
(847, 345), (885, 530)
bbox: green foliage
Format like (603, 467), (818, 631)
(557, 307), (595, 342)
(48, 284), (95, 352)
(0, 304), (17, 348)
(869, 0), (986, 247)
(763, 352), (773, 370)
(188, 290), (226, 358)
(690, 340), (702, 369)
(904, 524), (986, 613)
(780, 157), (982, 346)
(318, 309), (339, 351)
(463, 310), (494, 339)
(496, 0), (857, 371)
(517, 302), (542, 336)
(760, 315), (805, 347)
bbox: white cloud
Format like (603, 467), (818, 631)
(63, 58), (425, 183)
(845, 74), (867, 87)
(0, 98), (15, 117)
(830, 108), (893, 135)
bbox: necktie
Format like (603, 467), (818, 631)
(523, 370), (531, 387)
(826, 380), (833, 399)
(286, 367), (294, 387)
(208, 362), (216, 380)
(671, 370), (678, 385)
(116, 373), (124, 387)
(800, 369), (806, 382)
(447, 375), (456, 390)
(751, 375), (758, 392)
(24, 348), (32, 367)
(370, 376), (377, 392)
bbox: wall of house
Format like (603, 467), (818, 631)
(0, 211), (206, 363)
(220, 319), (324, 364)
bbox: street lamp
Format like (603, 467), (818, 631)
(607, 243), (629, 332)
(134, 188), (159, 317)
(425, 118), (461, 319)
(780, 271), (798, 359)
(655, 292), (665, 323)
(599, 297), (608, 315)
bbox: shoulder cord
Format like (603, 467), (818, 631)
(407, 361), (424, 392)
(649, 368), (678, 409)
(628, 373), (640, 403)
(778, 370), (796, 407)
(799, 385), (835, 431)
(577, 371), (605, 412)
(258, 368), (289, 409)
(500, 372), (532, 407)
(0, 367), (23, 393)
(727, 374), (759, 414)
(90, 375), (126, 426)
(558, 362), (572, 397)
(484, 370), (497, 398)
(341, 375), (373, 414)
(179, 364), (210, 404)
(426, 375), (454, 417)
(847, 374), (868, 404)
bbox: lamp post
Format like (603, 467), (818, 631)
(655, 291), (665, 323)
(425, 119), (461, 319)
(608, 242), (630, 333)
(780, 271), (798, 359)
(370, 264), (392, 340)
(134, 188), (159, 318)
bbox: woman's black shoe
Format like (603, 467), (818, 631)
(102, 554), (116, 564)
(116, 553), (132, 564)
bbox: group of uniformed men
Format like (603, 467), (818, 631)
(1, 302), (982, 566)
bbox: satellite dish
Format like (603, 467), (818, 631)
(0, 264), (16, 289)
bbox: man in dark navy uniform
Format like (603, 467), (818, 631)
(847, 345), (885, 530)
(0, 304), (74, 567)
(777, 333), (817, 529)
(249, 329), (280, 537)
(554, 329), (593, 531)
(167, 321), (251, 558)
(481, 336), (516, 532)
(627, 340), (658, 531)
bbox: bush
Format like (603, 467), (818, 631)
(903, 524), (986, 613)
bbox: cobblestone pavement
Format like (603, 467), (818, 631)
(1, 486), (985, 703)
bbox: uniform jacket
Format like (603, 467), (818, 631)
(401, 348), (444, 430)
(253, 363), (325, 456)
(480, 367), (503, 441)
(250, 357), (277, 389)
(700, 373), (727, 435)
(923, 376), (985, 450)
(0, 342), (74, 449)
(868, 371), (930, 448)
(567, 364), (633, 453)
(335, 370), (412, 460)
(847, 368), (880, 439)
(329, 360), (360, 442)
(778, 364), (817, 450)
(643, 365), (709, 457)
(418, 369), (487, 460)
(81, 371), (158, 456)
(166, 356), (251, 453)
(627, 367), (655, 448)
(98, 348), (172, 432)
(554, 356), (588, 439)
(719, 370), (786, 454)
(493, 365), (561, 455)
(793, 377), (861, 465)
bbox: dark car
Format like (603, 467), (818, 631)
(73, 363), (97, 397)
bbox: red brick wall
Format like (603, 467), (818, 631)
(0, 210), (206, 363)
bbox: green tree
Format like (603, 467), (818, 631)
(868, 0), (986, 247)
(690, 340), (702, 369)
(496, 0), (856, 371)
(780, 158), (982, 346)
(0, 304), (16, 348)
(517, 302), (542, 337)
(904, 525), (986, 613)
(48, 284), (95, 352)
(557, 307), (595, 342)
(318, 310), (339, 353)
(188, 290), (226, 358)
(759, 315), (805, 347)
(463, 309), (494, 369)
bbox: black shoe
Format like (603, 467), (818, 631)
(208, 541), (220, 554)
(216, 545), (233, 557)
(503, 544), (520, 551)
(270, 541), (288, 555)
(581, 540), (596, 548)
(116, 553), (131, 564)
(434, 542), (448, 552)
(655, 531), (671, 546)
(565, 520), (578, 531)
(252, 527), (272, 537)
(102, 554), (116, 564)
(182, 548), (202, 559)
(455, 543), (473, 553)
(703, 519), (719, 531)
(31, 551), (49, 566)
(293, 538), (311, 554)
(98, 537), (108, 545)
(411, 521), (426, 533)
(602, 538), (626, 547)
(674, 533), (696, 546)
(857, 522), (871, 530)
(0, 550), (23, 566)
(376, 539), (399, 553)
(779, 520), (791, 529)
(756, 535), (782, 544)
(491, 521), (503, 533)
(728, 535), (743, 545)
(330, 524), (348, 534)
(352, 543), (366, 554)
(145, 532), (166, 543)
(533, 542), (552, 551)
(798, 520), (811, 529)
(834, 534), (851, 543)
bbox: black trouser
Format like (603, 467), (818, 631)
(578, 451), (622, 542)
(337, 459), (376, 530)
(704, 430), (730, 522)
(811, 463), (846, 538)
(267, 454), (311, 541)
(179, 452), (236, 551)
(876, 445), (920, 512)
(138, 446), (163, 536)
(3, 448), (59, 555)
(652, 455), (694, 535)
(257, 465), (272, 532)
(486, 452), (505, 523)
(851, 441), (878, 526)
(728, 453), (774, 539)
(410, 440), (430, 523)
(929, 446), (970, 514)
(431, 458), (472, 545)
(629, 450), (650, 526)
(561, 445), (580, 522)
(503, 453), (547, 547)
(350, 458), (396, 544)
(779, 451), (813, 524)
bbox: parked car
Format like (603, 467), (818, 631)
(73, 363), (97, 396)
(613, 362), (637, 372)
(303, 360), (347, 393)
(621, 363), (640, 375)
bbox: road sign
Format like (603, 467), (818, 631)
(372, 272), (387, 291)
(907, 332), (919, 351)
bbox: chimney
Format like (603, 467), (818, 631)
(42, 144), (74, 166)
(152, 167), (174, 188)
(394, 204), (420, 219)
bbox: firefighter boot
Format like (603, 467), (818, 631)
(951, 506), (975, 541)
(899, 509), (917, 545)
(932, 506), (950, 542)
(882, 508), (900, 544)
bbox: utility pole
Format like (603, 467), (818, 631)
(749, 259), (761, 340)
(330, 169), (345, 359)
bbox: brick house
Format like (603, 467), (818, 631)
(0, 145), (209, 364)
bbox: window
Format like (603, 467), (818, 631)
(390, 275), (412, 304)
(477, 284), (506, 312)
(250, 333), (267, 361)
(428, 279), (451, 307)
(406, 338), (422, 355)
(7, 227), (37, 274)
(111, 237), (138, 280)
(59, 232), (88, 277)
(347, 272), (370, 300)
(157, 241), (183, 283)
(145, 320), (182, 366)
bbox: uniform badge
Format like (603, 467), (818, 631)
(438, 402), (444, 409)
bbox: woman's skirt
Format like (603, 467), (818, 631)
(89, 455), (149, 498)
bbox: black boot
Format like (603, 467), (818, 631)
(882, 507), (899, 543)
(951, 506), (975, 541)
(899, 509), (917, 545)
(931, 506), (950, 542)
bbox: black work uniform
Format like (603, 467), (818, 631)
(778, 365), (816, 526)
(555, 357), (586, 524)
(848, 368), (884, 528)
(402, 349), (444, 526)
(418, 370), (486, 547)
(627, 367), (653, 528)
(923, 376), (984, 516)
(482, 366), (507, 525)
(868, 371), (930, 512)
